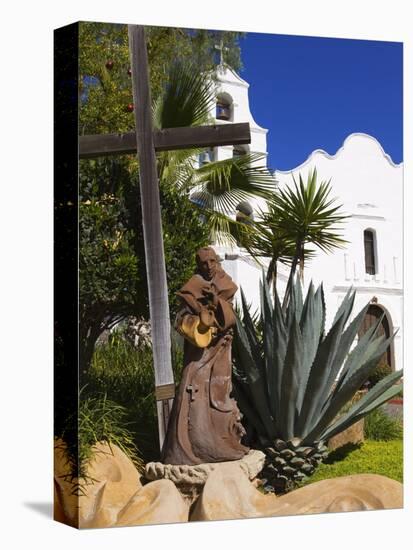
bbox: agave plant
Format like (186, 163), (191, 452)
(232, 276), (403, 492)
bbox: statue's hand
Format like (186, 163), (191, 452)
(201, 286), (219, 308)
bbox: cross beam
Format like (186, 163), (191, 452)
(79, 122), (251, 158)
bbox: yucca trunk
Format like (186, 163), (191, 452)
(281, 239), (302, 312)
(298, 244), (305, 283)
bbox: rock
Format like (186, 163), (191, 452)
(190, 462), (403, 521)
(270, 474), (402, 515)
(54, 439), (143, 528)
(191, 462), (278, 521)
(328, 419), (365, 451)
(116, 480), (188, 526)
(145, 449), (265, 504)
(54, 439), (82, 527)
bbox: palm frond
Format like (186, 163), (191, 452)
(153, 63), (215, 130)
(195, 207), (257, 247)
(190, 152), (275, 212)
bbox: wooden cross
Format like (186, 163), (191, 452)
(79, 25), (251, 451)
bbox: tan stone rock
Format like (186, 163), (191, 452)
(54, 439), (143, 528)
(272, 474), (402, 515)
(190, 462), (278, 521)
(328, 419), (365, 451)
(54, 439), (80, 527)
(116, 480), (189, 526)
(190, 462), (403, 522)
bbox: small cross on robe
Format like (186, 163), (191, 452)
(186, 384), (199, 402)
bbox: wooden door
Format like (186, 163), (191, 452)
(358, 304), (392, 369)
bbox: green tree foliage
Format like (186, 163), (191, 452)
(79, 157), (140, 375)
(77, 23), (244, 371)
(79, 156), (210, 373)
(79, 22), (244, 134)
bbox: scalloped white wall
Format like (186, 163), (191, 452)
(213, 69), (403, 370)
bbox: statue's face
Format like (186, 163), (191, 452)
(197, 249), (218, 281)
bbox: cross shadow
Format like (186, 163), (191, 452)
(23, 502), (53, 518)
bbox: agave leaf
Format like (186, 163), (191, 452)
(296, 282), (324, 415)
(285, 277), (298, 333)
(231, 381), (268, 440)
(349, 384), (401, 417)
(331, 315), (387, 397)
(317, 302), (370, 416)
(232, 362), (255, 408)
(260, 277), (275, 410)
(260, 276), (274, 333)
(320, 380), (402, 441)
(234, 317), (275, 440)
(295, 308), (348, 438)
(271, 283), (288, 421)
(279, 315), (303, 440)
(320, 371), (403, 441)
(331, 287), (355, 329)
(316, 283), (326, 340)
(240, 287), (262, 365)
(299, 280), (313, 331)
(303, 334), (395, 444)
(340, 369), (403, 419)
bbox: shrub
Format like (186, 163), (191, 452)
(364, 408), (403, 441)
(368, 363), (393, 387)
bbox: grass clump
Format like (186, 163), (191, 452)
(56, 392), (144, 494)
(364, 407), (403, 441)
(301, 439), (403, 485)
(86, 330), (183, 463)
(78, 392), (144, 476)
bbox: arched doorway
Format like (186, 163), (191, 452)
(358, 303), (394, 370)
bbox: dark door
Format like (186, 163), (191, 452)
(358, 304), (392, 369)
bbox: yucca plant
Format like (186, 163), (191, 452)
(233, 276), (403, 492)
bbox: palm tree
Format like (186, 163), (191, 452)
(247, 204), (316, 298)
(252, 168), (348, 310)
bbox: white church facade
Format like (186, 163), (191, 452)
(202, 66), (403, 372)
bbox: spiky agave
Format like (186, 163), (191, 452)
(232, 276), (403, 492)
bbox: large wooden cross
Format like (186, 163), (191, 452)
(79, 25), (251, 450)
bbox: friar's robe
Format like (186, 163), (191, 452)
(161, 267), (249, 465)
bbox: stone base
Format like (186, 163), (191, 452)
(145, 449), (266, 504)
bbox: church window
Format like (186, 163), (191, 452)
(364, 229), (377, 275)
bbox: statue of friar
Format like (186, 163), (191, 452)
(161, 246), (249, 465)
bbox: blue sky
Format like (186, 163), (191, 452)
(239, 33), (403, 171)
